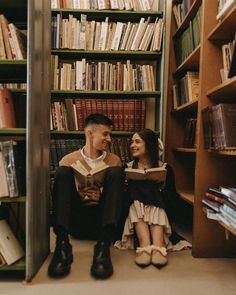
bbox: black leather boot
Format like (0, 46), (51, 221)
(90, 241), (113, 279)
(48, 240), (73, 277)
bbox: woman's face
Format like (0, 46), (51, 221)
(130, 133), (146, 158)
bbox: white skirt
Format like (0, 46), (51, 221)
(115, 200), (192, 251)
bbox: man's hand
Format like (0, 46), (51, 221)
(79, 187), (101, 203)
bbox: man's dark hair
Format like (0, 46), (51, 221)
(84, 113), (113, 128)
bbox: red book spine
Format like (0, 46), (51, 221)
(0, 89), (16, 128)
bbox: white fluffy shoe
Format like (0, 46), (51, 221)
(135, 245), (152, 268)
(151, 245), (168, 268)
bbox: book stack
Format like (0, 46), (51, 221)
(172, 71), (199, 108)
(0, 140), (26, 198)
(202, 104), (236, 150)
(0, 14), (27, 60)
(0, 219), (24, 266)
(50, 98), (145, 132)
(220, 33), (236, 81)
(51, 0), (160, 11)
(202, 187), (236, 232)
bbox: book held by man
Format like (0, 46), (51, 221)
(125, 165), (167, 185)
(71, 161), (109, 187)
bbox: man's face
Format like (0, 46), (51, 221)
(90, 124), (112, 151)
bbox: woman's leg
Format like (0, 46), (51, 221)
(134, 219), (151, 247)
(150, 224), (165, 247)
(150, 224), (168, 267)
(134, 219), (152, 267)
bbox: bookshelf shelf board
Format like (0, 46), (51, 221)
(9, 89), (27, 94)
(208, 4), (236, 44)
(0, 60), (27, 65)
(172, 99), (198, 112)
(174, 45), (200, 76)
(207, 76), (236, 99)
(0, 257), (25, 271)
(208, 149), (236, 156)
(51, 9), (163, 20)
(173, 0), (202, 38)
(51, 49), (162, 60)
(218, 221), (236, 237)
(0, 196), (26, 203)
(177, 190), (194, 204)
(0, 128), (26, 135)
(51, 90), (161, 98)
(173, 147), (197, 153)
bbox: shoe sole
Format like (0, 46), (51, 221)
(135, 262), (151, 268)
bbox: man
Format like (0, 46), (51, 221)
(48, 113), (125, 279)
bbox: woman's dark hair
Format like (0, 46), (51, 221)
(132, 128), (159, 168)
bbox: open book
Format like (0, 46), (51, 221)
(71, 161), (109, 187)
(125, 166), (167, 185)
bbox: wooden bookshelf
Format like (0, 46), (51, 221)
(50, 0), (165, 138)
(165, 0), (236, 257)
(208, 4), (236, 43)
(173, 0), (202, 38)
(174, 45), (200, 76)
(0, 0), (51, 281)
(172, 99), (198, 112)
(174, 147), (197, 153)
(206, 76), (236, 99)
(178, 190), (194, 204)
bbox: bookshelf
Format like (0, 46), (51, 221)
(0, 0), (51, 281)
(50, 0), (166, 158)
(165, 0), (236, 257)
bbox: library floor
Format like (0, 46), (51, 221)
(1, 229), (236, 295)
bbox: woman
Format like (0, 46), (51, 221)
(115, 129), (190, 268)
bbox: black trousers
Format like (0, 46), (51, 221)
(52, 166), (125, 240)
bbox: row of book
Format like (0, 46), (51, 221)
(0, 219), (24, 266)
(172, 71), (199, 108)
(50, 98), (145, 131)
(51, 14), (164, 52)
(202, 186), (236, 233)
(51, 56), (156, 91)
(172, 0), (195, 28)
(0, 140), (26, 198)
(174, 6), (201, 67)
(183, 118), (197, 148)
(0, 83), (26, 90)
(0, 14), (26, 60)
(50, 137), (132, 170)
(51, 0), (160, 11)
(220, 34), (236, 81)
(202, 104), (236, 150)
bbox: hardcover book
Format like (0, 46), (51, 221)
(125, 166), (167, 186)
(71, 161), (109, 187)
